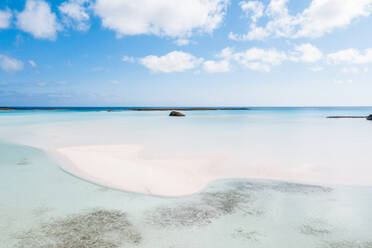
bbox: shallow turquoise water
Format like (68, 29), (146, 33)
(1, 142), (372, 248)
(1, 107), (372, 185)
(1, 107), (372, 247)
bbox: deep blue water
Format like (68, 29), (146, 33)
(1, 106), (372, 113)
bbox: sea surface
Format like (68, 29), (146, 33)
(1, 107), (372, 248)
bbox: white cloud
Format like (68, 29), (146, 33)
(139, 44), (325, 74)
(232, 47), (287, 72)
(266, 0), (290, 17)
(93, 0), (229, 38)
(230, 0), (293, 41)
(59, 0), (90, 31)
(16, 0), (61, 40)
(0, 9), (12, 29)
(0, 55), (24, 73)
(229, 25), (269, 41)
(290, 43), (323, 63)
(217, 47), (234, 59)
(28, 60), (37, 67)
(231, 0), (372, 41)
(242, 62), (272, 71)
(122, 56), (135, 63)
(240, 1), (264, 22)
(327, 48), (372, 64)
(203, 60), (230, 73)
(140, 51), (203, 73)
(216, 44), (322, 72)
(296, 0), (372, 38)
(175, 39), (190, 46)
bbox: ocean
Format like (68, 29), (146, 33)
(1, 107), (372, 247)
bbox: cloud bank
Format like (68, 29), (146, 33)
(16, 0), (61, 40)
(0, 55), (24, 73)
(230, 0), (372, 41)
(140, 51), (203, 73)
(93, 0), (229, 38)
(0, 9), (12, 29)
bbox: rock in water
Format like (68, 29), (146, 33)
(367, 115), (372, 120)
(169, 111), (185, 117)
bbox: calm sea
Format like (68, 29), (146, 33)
(1, 107), (372, 247)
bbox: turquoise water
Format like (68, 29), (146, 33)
(1, 107), (372, 247)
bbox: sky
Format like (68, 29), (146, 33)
(0, 0), (372, 107)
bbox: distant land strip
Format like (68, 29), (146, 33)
(129, 107), (250, 111)
(327, 116), (367, 118)
(0, 107), (250, 111)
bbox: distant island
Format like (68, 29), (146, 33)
(327, 115), (372, 120)
(129, 107), (250, 111)
(327, 116), (366, 118)
(0, 107), (250, 111)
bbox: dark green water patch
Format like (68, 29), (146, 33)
(16, 158), (30, 166)
(14, 209), (142, 248)
(228, 181), (332, 195)
(146, 186), (260, 228)
(324, 241), (372, 248)
(300, 223), (331, 236)
(272, 182), (332, 194)
(231, 228), (261, 242)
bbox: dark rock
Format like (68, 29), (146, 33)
(169, 111), (185, 117)
(0, 107), (16, 111)
(367, 115), (372, 120)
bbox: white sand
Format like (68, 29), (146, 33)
(56, 144), (353, 196)
(57, 145), (217, 196)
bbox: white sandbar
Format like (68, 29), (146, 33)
(57, 145), (217, 196)
(56, 144), (354, 196)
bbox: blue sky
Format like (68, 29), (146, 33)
(1, 0), (372, 106)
